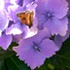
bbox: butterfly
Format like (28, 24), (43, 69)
(17, 11), (34, 28)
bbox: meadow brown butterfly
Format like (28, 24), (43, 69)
(17, 11), (34, 28)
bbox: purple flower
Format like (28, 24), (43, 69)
(5, 3), (27, 35)
(13, 28), (59, 69)
(67, 0), (70, 16)
(0, 33), (12, 50)
(0, 0), (13, 50)
(68, 19), (70, 34)
(4, 0), (18, 10)
(8, 0), (37, 6)
(0, 1), (38, 50)
(16, 0), (24, 6)
(36, 0), (68, 36)
(5, 2), (37, 35)
(23, 0), (38, 7)
(54, 32), (69, 49)
(0, 9), (9, 36)
(13, 30), (28, 43)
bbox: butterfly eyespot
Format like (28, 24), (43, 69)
(22, 17), (26, 20)
(19, 15), (21, 17)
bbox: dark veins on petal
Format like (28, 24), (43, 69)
(46, 12), (54, 19)
(33, 42), (41, 52)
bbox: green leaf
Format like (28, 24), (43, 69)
(36, 37), (70, 70)
(0, 60), (7, 70)
(5, 55), (30, 70)
(0, 49), (15, 60)
(9, 42), (18, 49)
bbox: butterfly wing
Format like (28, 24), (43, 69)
(26, 12), (32, 28)
(17, 11), (34, 28)
(17, 12), (27, 25)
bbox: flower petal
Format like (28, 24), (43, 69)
(13, 29), (54, 69)
(6, 22), (23, 35)
(44, 17), (68, 36)
(0, 34), (12, 50)
(0, 10), (9, 35)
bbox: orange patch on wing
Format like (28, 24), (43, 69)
(17, 11), (34, 28)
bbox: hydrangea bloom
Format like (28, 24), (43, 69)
(0, 10), (9, 36)
(6, 2), (37, 35)
(36, 0), (68, 36)
(67, 0), (70, 16)
(13, 28), (59, 69)
(0, 33), (12, 50)
(0, 0), (69, 69)
(68, 21), (70, 35)
(0, 0), (38, 50)
(54, 32), (69, 49)
(0, 0), (13, 50)
(66, 0), (70, 34)
(16, 0), (24, 6)
(5, 5), (27, 35)
(23, 0), (38, 7)
(0, 0), (23, 50)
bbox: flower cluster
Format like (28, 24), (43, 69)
(0, 0), (70, 69)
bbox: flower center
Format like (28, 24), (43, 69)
(33, 42), (40, 52)
(46, 12), (53, 19)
